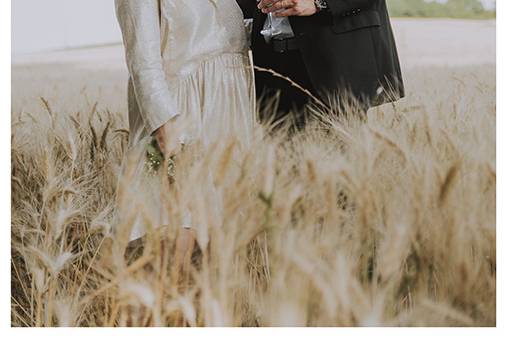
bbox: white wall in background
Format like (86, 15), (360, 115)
(12, 0), (122, 54)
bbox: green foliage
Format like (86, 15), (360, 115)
(387, 0), (496, 19)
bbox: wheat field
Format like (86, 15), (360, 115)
(11, 20), (496, 327)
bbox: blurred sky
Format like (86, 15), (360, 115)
(479, 0), (496, 9)
(12, 0), (122, 54)
(12, 0), (496, 55)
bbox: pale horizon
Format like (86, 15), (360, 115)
(12, 0), (122, 55)
(12, 0), (496, 55)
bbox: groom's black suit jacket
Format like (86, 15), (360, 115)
(238, 0), (404, 108)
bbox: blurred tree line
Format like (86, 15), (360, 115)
(387, 0), (496, 19)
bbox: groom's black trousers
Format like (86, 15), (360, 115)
(254, 45), (316, 130)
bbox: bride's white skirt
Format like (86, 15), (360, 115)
(172, 52), (255, 146)
(115, 52), (256, 241)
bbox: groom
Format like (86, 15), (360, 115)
(238, 0), (404, 126)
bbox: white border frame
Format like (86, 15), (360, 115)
(2, 0), (503, 337)
(1, 0), (12, 330)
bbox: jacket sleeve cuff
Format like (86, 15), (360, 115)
(146, 113), (180, 135)
(129, 69), (181, 137)
(147, 110), (181, 137)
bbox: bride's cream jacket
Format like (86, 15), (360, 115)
(115, 0), (250, 144)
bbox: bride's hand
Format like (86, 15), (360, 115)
(155, 116), (184, 158)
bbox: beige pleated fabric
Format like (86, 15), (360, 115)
(114, 0), (256, 241)
(115, 0), (255, 147)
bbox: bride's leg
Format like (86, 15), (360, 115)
(153, 117), (194, 285)
(171, 226), (196, 289)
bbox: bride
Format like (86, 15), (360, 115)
(115, 0), (255, 278)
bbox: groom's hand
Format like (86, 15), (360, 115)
(257, 0), (318, 17)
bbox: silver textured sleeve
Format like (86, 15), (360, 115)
(115, 0), (179, 135)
